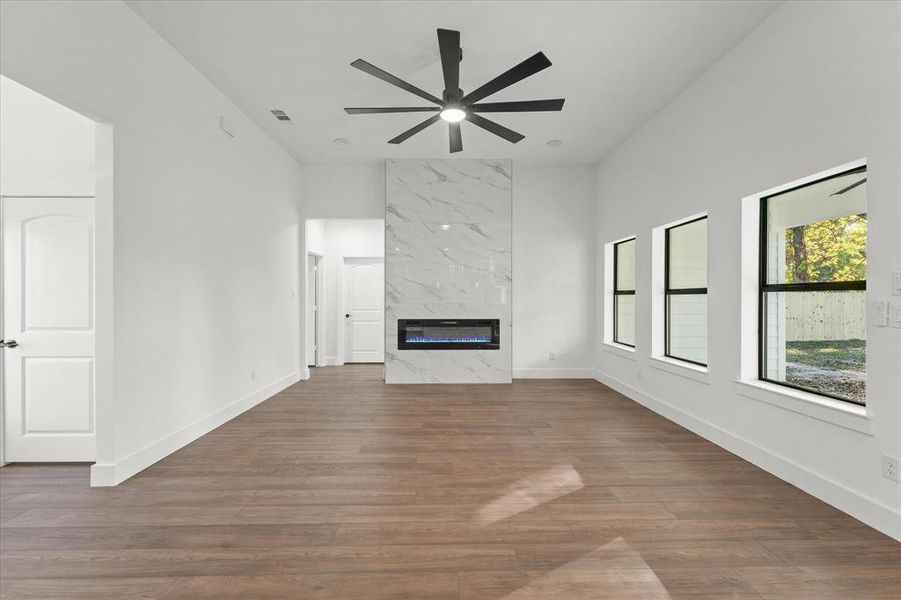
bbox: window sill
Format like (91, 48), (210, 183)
(649, 356), (710, 384)
(602, 342), (637, 361)
(734, 379), (873, 435)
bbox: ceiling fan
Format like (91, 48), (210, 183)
(344, 28), (564, 153)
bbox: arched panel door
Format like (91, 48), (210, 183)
(2, 197), (96, 461)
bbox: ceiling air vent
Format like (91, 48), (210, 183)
(270, 109), (291, 122)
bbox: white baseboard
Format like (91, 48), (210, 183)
(513, 367), (595, 379)
(300, 368), (311, 380)
(324, 356), (344, 366)
(593, 369), (901, 542)
(90, 371), (300, 487)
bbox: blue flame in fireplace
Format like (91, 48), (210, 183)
(406, 336), (491, 343)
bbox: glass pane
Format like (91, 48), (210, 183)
(668, 218), (707, 289)
(615, 239), (635, 291)
(408, 325), (492, 344)
(667, 294), (707, 364)
(763, 290), (866, 404)
(765, 170), (867, 285)
(614, 295), (635, 346)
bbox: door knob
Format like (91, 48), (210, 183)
(345, 313), (351, 319)
(0, 339), (18, 348)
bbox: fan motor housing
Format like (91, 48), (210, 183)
(442, 89), (464, 106)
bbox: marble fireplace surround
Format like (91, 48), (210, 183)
(385, 159), (512, 384)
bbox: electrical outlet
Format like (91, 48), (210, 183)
(250, 369), (257, 382)
(548, 352), (556, 361)
(883, 455), (899, 482)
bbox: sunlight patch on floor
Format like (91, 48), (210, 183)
(500, 537), (673, 599)
(476, 464), (584, 525)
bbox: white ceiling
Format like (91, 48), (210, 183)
(126, 1), (781, 165)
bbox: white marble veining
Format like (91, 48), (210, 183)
(385, 159), (512, 384)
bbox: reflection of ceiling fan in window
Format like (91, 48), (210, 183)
(344, 28), (565, 153)
(829, 171), (866, 196)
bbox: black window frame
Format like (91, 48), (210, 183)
(613, 238), (636, 348)
(758, 166), (867, 404)
(664, 215), (708, 367)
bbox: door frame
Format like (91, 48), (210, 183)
(339, 256), (385, 364)
(305, 252), (323, 370)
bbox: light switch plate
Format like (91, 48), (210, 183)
(872, 300), (889, 327)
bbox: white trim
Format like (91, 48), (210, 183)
(90, 371), (299, 487)
(593, 369), (899, 542)
(602, 341), (638, 361)
(649, 355), (710, 384)
(513, 367), (595, 379)
(300, 368), (311, 381)
(305, 252), (323, 369)
(324, 356), (343, 366)
(735, 379), (872, 435)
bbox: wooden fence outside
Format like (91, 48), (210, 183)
(786, 293), (866, 341)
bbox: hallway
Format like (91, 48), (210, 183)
(1, 365), (899, 598)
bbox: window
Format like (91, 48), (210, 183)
(664, 217), (708, 365)
(613, 238), (636, 347)
(759, 166), (866, 405)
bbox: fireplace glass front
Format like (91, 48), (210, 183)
(397, 319), (500, 350)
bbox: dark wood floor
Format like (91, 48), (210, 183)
(1, 365), (898, 599)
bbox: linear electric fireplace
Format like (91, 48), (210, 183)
(397, 319), (500, 350)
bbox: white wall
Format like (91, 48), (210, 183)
(0, 75), (95, 196)
(1, 0), (303, 485)
(594, 1), (900, 539)
(513, 165), (596, 377)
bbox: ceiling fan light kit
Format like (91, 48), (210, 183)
(344, 28), (564, 153)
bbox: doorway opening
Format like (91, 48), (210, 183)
(0, 75), (113, 472)
(304, 219), (385, 374)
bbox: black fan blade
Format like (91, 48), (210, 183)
(829, 178), (867, 196)
(437, 28), (461, 94)
(449, 122), (462, 153)
(345, 107), (440, 114)
(466, 113), (525, 144)
(471, 99), (565, 113)
(462, 52), (552, 104)
(388, 114), (441, 144)
(351, 59), (442, 105)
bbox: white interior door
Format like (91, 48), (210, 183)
(306, 254), (319, 368)
(344, 257), (384, 363)
(2, 197), (96, 461)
